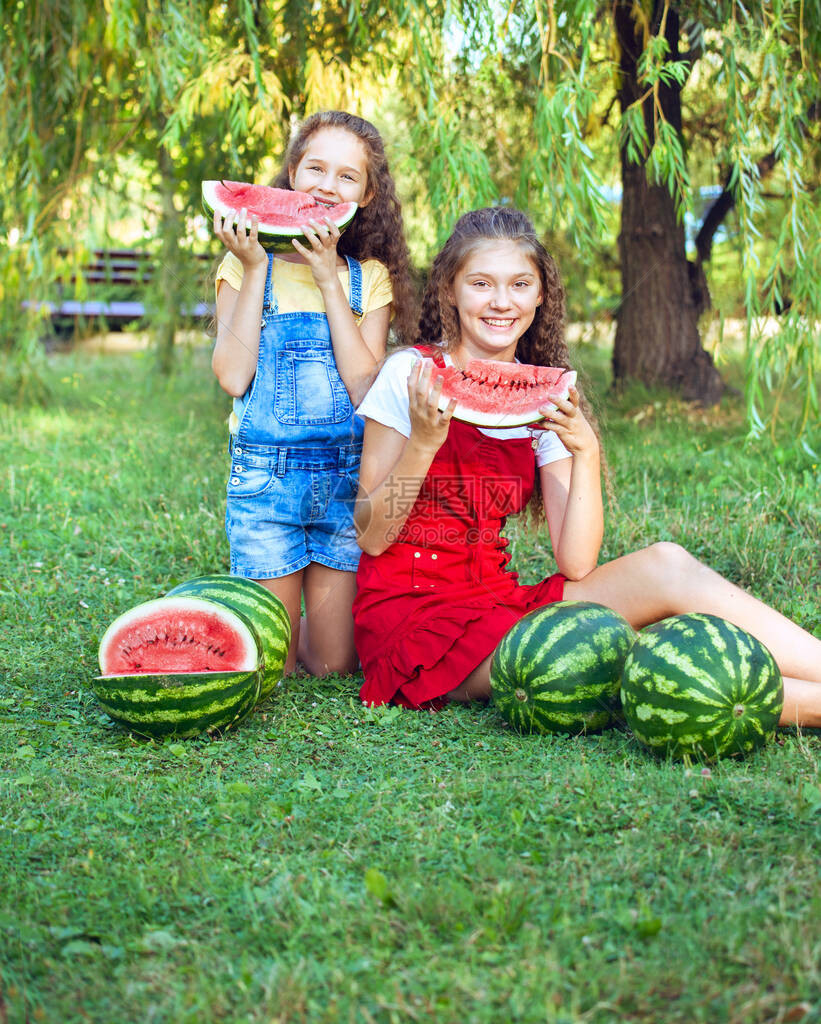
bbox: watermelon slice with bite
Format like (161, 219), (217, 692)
(202, 180), (357, 252)
(430, 358), (576, 428)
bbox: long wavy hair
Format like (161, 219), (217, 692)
(273, 111), (417, 344)
(417, 206), (608, 522)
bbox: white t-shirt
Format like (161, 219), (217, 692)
(357, 348), (571, 467)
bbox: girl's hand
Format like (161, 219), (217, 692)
(213, 208), (267, 270)
(534, 386), (598, 459)
(291, 216), (340, 290)
(407, 359), (456, 454)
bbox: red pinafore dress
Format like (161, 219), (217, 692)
(353, 350), (566, 709)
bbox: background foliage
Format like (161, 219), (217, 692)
(1, 0), (818, 425)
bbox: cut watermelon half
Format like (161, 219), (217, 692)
(430, 358), (577, 428)
(97, 596), (262, 676)
(202, 180), (357, 252)
(95, 596), (264, 739)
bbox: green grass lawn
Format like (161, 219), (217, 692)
(1, 340), (819, 1023)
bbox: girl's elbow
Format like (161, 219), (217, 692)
(556, 554), (598, 581)
(354, 515), (391, 557)
(212, 362), (249, 398)
(356, 533), (389, 557)
(358, 540), (384, 557)
(561, 565), (592, 582)
(221, 379), (249, 399)
(347, 371), (379, 408)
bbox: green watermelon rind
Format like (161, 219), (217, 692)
(201, 181), (357, 253)
(166, 575), (291, 702)
(490, 600), (636, 736)
(93, 669), (262, 739)
(620, 613), (783, 761)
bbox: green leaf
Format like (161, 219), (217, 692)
(135, 929), (187, 953)
(364, 867), (396, 907)
(297, 771), (323, 793)
(61, 939), (103, 958)
(634, 916), (663, 939)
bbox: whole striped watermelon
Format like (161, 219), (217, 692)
(95, 595), (263, 738)
(620, 613), (783, 760)
(166, 575), (291, 702)
(490, 601), (636, 735)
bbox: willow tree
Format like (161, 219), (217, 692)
(0, 0), (419, 381)
(353, 0), (819, 428)
(1, 1), (291, 376)
(4, 0), (818, 426)
(2, 3), (194, 376)
(609, 1), (819, 416)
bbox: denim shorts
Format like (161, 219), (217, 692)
(225, 444), (362, 578)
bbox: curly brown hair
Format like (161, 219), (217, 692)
(417, 206), (608, 523)
(273, 111), (417, 344)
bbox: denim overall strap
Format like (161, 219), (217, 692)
(262, 254), (278, 316)
(262, 255), (360, 317)
(344, 256), (364, 317)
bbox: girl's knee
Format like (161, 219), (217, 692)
(301, 648), (360, 677)
(640, 543), (704, 604)
(324, 656), (360, 677)
(645, 541), (695, 573)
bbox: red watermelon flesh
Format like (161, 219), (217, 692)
(201, 180), (357, 251)
(431, 358), (577, 427)
(98, 596), (261, 676)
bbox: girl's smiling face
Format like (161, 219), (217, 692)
(289, 126), (373, 208)
(450, 240), (543, 362)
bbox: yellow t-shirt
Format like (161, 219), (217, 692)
(215, 252), (393, 318)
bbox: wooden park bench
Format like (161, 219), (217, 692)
(24, 248), (215, 331)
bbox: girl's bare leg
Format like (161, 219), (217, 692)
(778, 679), (821, 728)
(448, 543), (821, 725)
(565, 542), (821, 726)
(256, 570), (304, 674)
(298, 564), (359, 676)
(563, 543), (821, 682)
(447, 653), (494, 703)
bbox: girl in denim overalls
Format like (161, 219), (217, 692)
(211, 111), (415, 677)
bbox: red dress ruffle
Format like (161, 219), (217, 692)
(354, 351), (565, 708)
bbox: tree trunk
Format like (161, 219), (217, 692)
(612, 2), (725, 405)
(155, 146), (183, 375)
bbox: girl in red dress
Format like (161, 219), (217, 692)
(352, 207), (821, 726)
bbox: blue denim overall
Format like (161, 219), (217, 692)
(225, 254), (365, 579)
